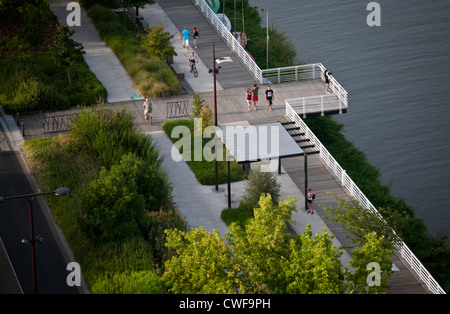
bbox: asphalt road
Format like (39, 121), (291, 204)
(0, 127), (82, 294)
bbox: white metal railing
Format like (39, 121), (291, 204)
(262, 63), (321, 83)
(193, 0), (263, 82)
(316, 63), (348, 108)
(286, 94), (344, 118)
(285, 102), (446, 294)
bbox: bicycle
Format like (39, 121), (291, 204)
(190, 61), (198, 78)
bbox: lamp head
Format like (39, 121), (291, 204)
(55, 187), (70, 197)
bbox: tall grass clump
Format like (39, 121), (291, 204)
(0, 53), (106, 113)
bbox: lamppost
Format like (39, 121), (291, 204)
(0, 187), (70, 294)
(209, 42), (232, 192)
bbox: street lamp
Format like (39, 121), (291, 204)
(0, 187), (70, 294)
(208, 42), (233, 192)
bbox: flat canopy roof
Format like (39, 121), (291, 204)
(215, 122), (304, 163)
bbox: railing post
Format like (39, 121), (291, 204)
(341, 169), (346, 187)
(303, 98), (306, 118)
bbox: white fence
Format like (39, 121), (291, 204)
(193, 0), (262, 82)
(263, 63), (348, 109)
(285, 102), (446, 294)
(261, 63), (321, 83)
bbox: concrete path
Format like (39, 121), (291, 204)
(139, 2), (223, 93)
(50, 1), (142, 102)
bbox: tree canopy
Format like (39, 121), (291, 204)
(162, 194), (393, 294)
(140, 21), (176, 78)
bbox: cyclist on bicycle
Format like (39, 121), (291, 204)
(189, 51), (198, 72)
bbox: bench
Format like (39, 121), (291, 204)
(170, 63), (185, 80)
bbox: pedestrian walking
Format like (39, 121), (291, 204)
(324, 70), (332, 93)
(251, 84), (259, 111)
(181, 26), (190, 50)
(143, 97), (152, 121)
(246, 88), (252, 111)
(191, 26), (200, 49)
(265, 85), (274, 111)
(306, 187), (315, 214)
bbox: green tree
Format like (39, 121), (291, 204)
(50, 25), (85, 87)
(141, 21), (176, 77)
(163, 194), (394, 294)
(347, 232), (393, 294)
(191, 91), (204, 118)
(80, 154), (146, 242)
(163, 227), (238, 294)
(199, 104), (214, 132)
(228, 195), (296, 293)
(321, 194), (404, 247)
(280, 226), (347, 294)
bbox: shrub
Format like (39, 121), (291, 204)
(79, 160), (146, 242)
(221, 207), (254, 229)
(145, 208), (189, 267)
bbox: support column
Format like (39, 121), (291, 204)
(304, 154), (308, 211)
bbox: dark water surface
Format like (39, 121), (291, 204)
(249, 0), (450, 237)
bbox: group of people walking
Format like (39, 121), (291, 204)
(246, 84), (274, 112)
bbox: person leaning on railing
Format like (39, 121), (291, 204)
(324, 69), (332, 93)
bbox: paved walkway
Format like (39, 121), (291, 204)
(50, 1), (142, 102)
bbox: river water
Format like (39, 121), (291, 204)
(248, 0), (450, 238)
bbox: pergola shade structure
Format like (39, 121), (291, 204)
(215, 122), (305, 166)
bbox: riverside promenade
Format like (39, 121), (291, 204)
(0, 0), (437, 294)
